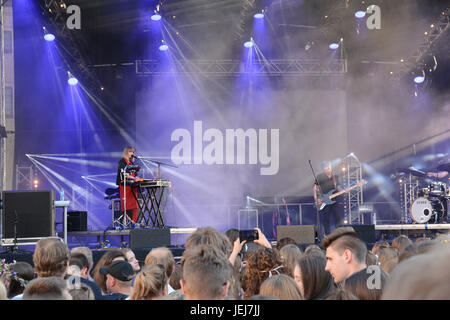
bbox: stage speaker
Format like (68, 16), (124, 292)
(67, 211), (87, 232)
(129, 228), (171, 250)
(2, 190), (55, 239)
(277, 225), (317, 244)
(348, 224), (376, 244)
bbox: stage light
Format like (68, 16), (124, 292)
(244, 38), (254, 48)
(355, 10), (366, 18)
(151, 12), (161, 21)
(414, 76), (425, 84)
(68, 76), (78, 86)
(44, 33), (55, 41)
(159, 44), (168, 51)
(254, 12), (264, 19)
(329, 43), (339, 49)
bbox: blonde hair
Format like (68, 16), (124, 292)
(259, 274), (303, 300)
(129, 264), (167, 300)
(122, 146), (135, 158)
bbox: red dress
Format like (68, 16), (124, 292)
(118, 158), (138, 222)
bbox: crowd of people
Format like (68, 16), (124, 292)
(0, 226), (449, 300)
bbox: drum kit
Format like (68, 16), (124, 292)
(401, 161), (449, 224)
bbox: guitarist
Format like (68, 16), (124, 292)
(313, 161), (343, 238)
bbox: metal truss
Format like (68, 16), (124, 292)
(399, 174), (420, 223)
(399, 8), (449, 74)
(340, 156), (364, 224)
(135, 59), (347, 76)
(15, 166), (33, 190)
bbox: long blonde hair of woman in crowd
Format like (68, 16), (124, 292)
(129, 264), (168, 300)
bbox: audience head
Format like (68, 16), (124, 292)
(99, 260), (134, 295)
(382, 245), (450, 300)
(375, 247), (398, 274)
(398, 244), (418, 263)
(366, 251), (378, 266)
(259, 274), (303, 300)
(248, 294), (280, 300)
(279, 244), (303, 277)
(185, 227), (232, 258)
(276, 237), (297, 251)
(391, 235), (413, 253)
(242, 247), (288, 300)
(33, 237), (70, 278)
(343, 266), (389, 300)
(130, 264), (168, 300)
(181, 245), (232, 300)
(323, 288), (358, 300)
(224, 228), (240, 245)
(71, 247), (94, 274)
(169, 262), (182, 291)
(294, 251), (335, 300)
(121, 248), (140, 273)
(68, 252), (90, 279)
(93, 248), (127, 294)
(371, 241), (390, 255)
(144, 247), (175, 279)
(23, 276), (71, 300)
(68, 283), (95, 300)
(321, 227), (367, 284)
(304, 244), (324, 256)
(0, 261), (34, 299)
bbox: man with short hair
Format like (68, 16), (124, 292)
(145, 247), (175, 293)
(321, 226), (367, 284)
(99, 260), (134, 300)
(180, 245), (232, 300)
(67, 252), (103, 300)
(23, 277), (72, 300)
(71, 246), (94, 279)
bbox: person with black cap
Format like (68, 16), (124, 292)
(99, 260), (134, 300)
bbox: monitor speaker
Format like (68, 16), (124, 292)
(348, 224), (376, 243)
(67, 211), (87, 232)
(2, 190), (55, 239)
(277, 225), (317, 244)
(129, 228), (171, 250)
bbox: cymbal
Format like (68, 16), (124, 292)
(437, 162), (450, 172)
(398, 167), (426, 177)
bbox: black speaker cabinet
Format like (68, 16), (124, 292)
(277, 225), (317, 244)
(2, 190), (55, 239)
(348, 224), (376, 244)
(129, 228), (171, 250)
(67, 211), (87, 232)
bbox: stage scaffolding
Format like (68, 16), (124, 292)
(399, 174), (420, 224)
(135, 59), (348, 76)
(340, 156), (364, 224)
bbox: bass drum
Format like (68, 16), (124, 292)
(410, 197), (444, 224)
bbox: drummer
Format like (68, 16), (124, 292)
(426, 171), (449, 179)
(426, 170), (449, 223)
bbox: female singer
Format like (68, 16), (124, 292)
(116, 146), (139, 223)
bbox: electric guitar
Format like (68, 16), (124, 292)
(316, 180), (367, 211)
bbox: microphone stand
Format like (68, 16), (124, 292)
(122, 168), (129, 228)
(309, 160), (323, 242)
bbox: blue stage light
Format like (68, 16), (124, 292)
(414, 76), (425, 84)
(159, 44), (168, 51)
(329, 43), (339, 49)
(68, 77), (78, 86)
(44, 33), (55, 41)
(254, 13), (264, 19)
(244, 41), (253, 48)
(151, 13), (161, 21)
(355, 10), (366, 18)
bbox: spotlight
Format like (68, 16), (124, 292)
(329, 43), (339, 49)
(254, 12), (264, 19)
(67, 72), (78, 85)
(414, 76), (425, 84)
(244, 38), (254, 48)
(151, 11), (161, 21)
(355, 10), (366, 18)
(159, 44), (168, 51)
(44, 33), (55, 41)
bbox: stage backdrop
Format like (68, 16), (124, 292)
(135, 76), (348, 230)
